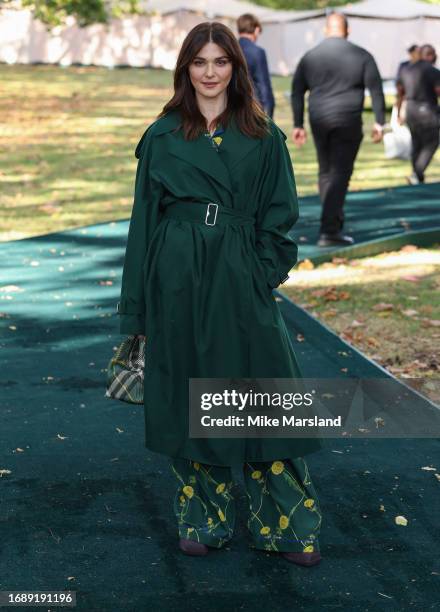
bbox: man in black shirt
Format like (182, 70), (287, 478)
(291, 13), (386, 247)
(397, 44), (440, 184)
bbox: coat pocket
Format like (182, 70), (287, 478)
(252, 253), (273, 297)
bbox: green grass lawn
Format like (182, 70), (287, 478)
(1, 64), (439, 241)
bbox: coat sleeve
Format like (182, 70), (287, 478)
(254, 123), (299, 290)
(117, 127), (163, 334)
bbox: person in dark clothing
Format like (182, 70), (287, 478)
(396, 44), (421, 82)
(397, 44), (440, 184)
(237, 13), (275, 118)
(291, 12), (386, 247)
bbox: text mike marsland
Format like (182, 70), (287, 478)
(200, 415), (343, 428)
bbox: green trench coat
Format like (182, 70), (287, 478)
(118, 110), (323, 467)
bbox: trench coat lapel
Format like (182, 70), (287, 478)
(217, 116), (261, 171)
(153, 111), (261, 195)
(154, 111), (233, 194)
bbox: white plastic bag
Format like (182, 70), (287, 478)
(383, 105), (412, 160)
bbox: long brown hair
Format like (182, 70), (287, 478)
(159, 22), (269, 140)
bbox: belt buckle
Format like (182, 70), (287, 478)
(205, 202), (218, 226)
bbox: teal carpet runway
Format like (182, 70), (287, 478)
(0, 183), (439, 611)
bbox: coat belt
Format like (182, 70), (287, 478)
(162, 201), (255, 227)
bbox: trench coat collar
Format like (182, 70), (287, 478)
(152, 110), (261, 195)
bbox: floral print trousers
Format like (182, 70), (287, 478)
(171, 457), (322, 553)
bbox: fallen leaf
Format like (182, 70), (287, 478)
(401, 309), (418, 317)
(298, 259), (314, 270)
(421, 319), (440, 328)
(435, 474), (440, 481)
(322, 309), (338, 317)
(57, 434), (68, 440)
(296, 334), (305, 342)
(421, 466), (437, 471)
(350, 319), (364, 328)
(0, 469), (12, 476)
(395, 515), (408, 526)
(379, 504), (385, 512)
(367, 337), (380, 347)
(116, 427), (124, 433)
(401, 275), (421, 283)
(338, 291), (351, 300)
(372, 303), (394, 312)
(310, 288), (327, 298)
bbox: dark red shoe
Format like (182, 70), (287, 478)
(179, 538), (209, 557)
(282, 551), (321, 566)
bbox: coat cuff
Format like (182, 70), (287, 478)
(258, 257), (292, 290)
(267, 271), (290, 290)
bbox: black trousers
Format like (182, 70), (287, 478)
(310, 121), (363, 235)
(406, 102), (439, 182)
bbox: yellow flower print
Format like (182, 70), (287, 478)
(179, 495), (185, 503)
(188, 527), (194, 533)
(304, 498), (315, 508)
(279, 515), (289, 530)
(271, 461), (284, 475)
(218, 509), (226, 522)
(207, 517), (213, 525)
(251, 470), (262, 480)
(303, 545), (314, 553)
(183, 485), (194, 498)
(260, 526), (271, 535)
(216, 482), (226, 494)
(193, 462), (200, 471)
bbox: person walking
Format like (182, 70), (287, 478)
(237, 13), (275, 118)
(396, 44), (421, 82)
(291, 12), (386, 247)
(118, 22), (323, 565)
(397, 44), (440, 185)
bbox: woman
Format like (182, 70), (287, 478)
(117, 22), (323, 565)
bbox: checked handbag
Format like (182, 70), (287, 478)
(105, 335), (146, 404)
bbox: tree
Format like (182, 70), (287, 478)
(0, 0), (140, 27)
(250, 0), (356, 8)
(251, 0), (438, 6)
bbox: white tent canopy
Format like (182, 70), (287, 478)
(0, 0), (439, 78)
(342, 0), (440, 19)
(141, 0), (273, 18)
(259, 0), (440, 78)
